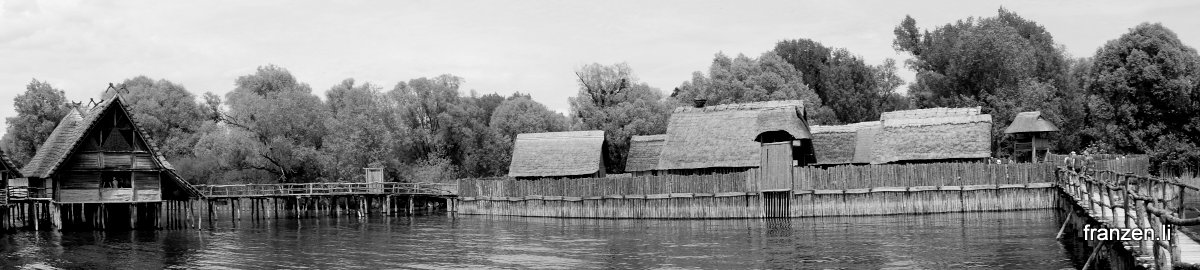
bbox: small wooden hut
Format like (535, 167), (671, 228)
(1003, 111), (1059, 162)
(20, 95), (201, 203)
(655, 100), (812, 192)
(508, 130), (607, 180)
(872, 107), (993, 164)
(625, 134), (667, 176)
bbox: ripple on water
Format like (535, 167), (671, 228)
(0, 210), (1073, 269)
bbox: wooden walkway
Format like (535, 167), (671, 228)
(195, 182), (458, 198)
(1177, 231), (1200, 265)
(1059, 166), (1200, 269)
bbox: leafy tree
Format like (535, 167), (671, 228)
(490, 97), (568, 140)
(570, 63), (672, 173)
(223, 65), (330, 182)
(1082, 23), (1200, 168)
(387, 75), (502, 180)
(104, 76), (206, 159)
(1, 79), (69, 165)
(183, 122), (275, 184)
(321, 79), (397, 182)
(774, 39), (910, 123)
(893, 8), (1080, 155)
(200, 92), (222, 122)
(672, 52), (837, 124)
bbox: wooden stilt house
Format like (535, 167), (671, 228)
(508, 130), (607, 180)
(20, 95), (201, 203)
(1003, 111), (1059, 162)
(0, 150), (22, 202)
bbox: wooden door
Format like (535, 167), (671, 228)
(759, 142), (793, 192)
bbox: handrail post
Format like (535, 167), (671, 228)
(1124, 175), (1132, 230)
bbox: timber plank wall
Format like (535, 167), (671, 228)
(456, 162), (1060, 218)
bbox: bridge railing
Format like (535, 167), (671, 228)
(194, 182), (457, 197)
(1058, 164), (1200, 270)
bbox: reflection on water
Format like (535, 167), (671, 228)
(0, 210), (1073, 269)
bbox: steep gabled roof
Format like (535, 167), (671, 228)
(0, 149), (21, 177)
(657, 100), (811, 170)
(625, 134), (667, 172)
(20, 95), (199, 197)
(508, 130), (606, 178)
(1004, 111), (1060, 134)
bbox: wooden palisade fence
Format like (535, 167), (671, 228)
(457, 162), (1058, 218)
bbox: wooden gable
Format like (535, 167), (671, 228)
(64, 103), (162, 171)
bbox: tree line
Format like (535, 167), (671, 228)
(4, 8), (1200, 184)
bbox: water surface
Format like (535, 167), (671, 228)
(1, 210), (1074, 269)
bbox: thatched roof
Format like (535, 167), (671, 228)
(657, 100), (810, 170)
(853, 122), (881, 164)
(881, 107), (981, 121)
(0, 149), (20, 177)
(508, 130), (606, 177)
(625, 134), (667, 172)
(809, 121), (880, 165)
(20, 95), (199, 197)
(873, 114), (992, 164)
(1004, 111), (1059, 134)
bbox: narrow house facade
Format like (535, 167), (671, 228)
(0, 150), (22, 202)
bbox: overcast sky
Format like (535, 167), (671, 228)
(2, 0), (1198, 138)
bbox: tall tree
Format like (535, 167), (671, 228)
(223, 65), (330, 182)
(387, 75), (503, 180)
(490, 97), (568, 140)
(570, 63), (672, 173)
(321, 79), (397, 182)
(893, 8), (1079, 155)
(773, 39), (909, 123)
(1083, 23), (1200, 168)
(673, 52), (837, 124)
(105, 76), (207, 159)
(1, 79), (69, 165)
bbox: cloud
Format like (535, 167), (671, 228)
(1, 0), (1199, 138)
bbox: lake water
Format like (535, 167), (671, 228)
(1, 210), (1075, 269)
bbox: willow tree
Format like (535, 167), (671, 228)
(570, 63), (672, 173)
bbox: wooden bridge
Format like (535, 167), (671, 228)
(196, 182), (458, 198)
(1058, 164), (1200, 270)
(166, 182), (462, 229)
